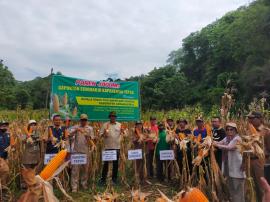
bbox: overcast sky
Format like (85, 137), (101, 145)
(0, 0), (251, 81)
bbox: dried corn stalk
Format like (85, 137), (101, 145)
(155, 189), (173, 202)
(131, 188), (151, 202)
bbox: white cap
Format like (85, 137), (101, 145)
(28, 120), (37, 125)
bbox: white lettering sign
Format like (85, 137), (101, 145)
(71, 154), (87, 165)
(128, 149), (142, 160)
(44, 154), (56, 165)
(102, 150), (117, 161)
(160, 150), (175, 160)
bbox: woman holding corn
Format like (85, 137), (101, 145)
(214, 122), (245, 202)
(22, 120), (41, 169)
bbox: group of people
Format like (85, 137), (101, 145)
(0, 111), (270, 202)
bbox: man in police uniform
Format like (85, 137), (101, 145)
(0, 121), (10, 160)
(247, 111), (270, 201)
(211, 116), (226, 169)
(0, 121), (10, 185)
(69, 114), (94, 192)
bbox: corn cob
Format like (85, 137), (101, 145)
(63, 92), (68, 106)
(72, 106), (77, 117)
(24, 126), (32, 138)
(53, 94), (60, 112)
(248, 123), (258, 135)
(49, 127), (53, 138)
(177, 187), (208, 202)
(179, 133), (185, 140)
(10, 135), (15, 146)
(205, 124), (212, 137)
(40, 149), (67, 180)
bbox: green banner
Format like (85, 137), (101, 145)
(50, 75), (140, 121)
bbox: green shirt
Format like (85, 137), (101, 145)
(156, 130), (170, 156)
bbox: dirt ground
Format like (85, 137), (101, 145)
(60, 178), (180, 202)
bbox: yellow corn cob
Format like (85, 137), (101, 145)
(179, 133), (185, 140)
(53, 94), (60, 112)
(72, 106), (77, 116)
(249, 123), (258, 135)
(40, 149), (67, 180)
(205, 124), (212, 137)
(24, 126), (32, 138)
(63, 92), (68, 106)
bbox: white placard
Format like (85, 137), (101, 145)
(160, 150), (175, 160)
(44, 154), (56, 165)
(128, 149), (142, 160)
(102, 150), (117, 161)
(71, 154), (87, 165)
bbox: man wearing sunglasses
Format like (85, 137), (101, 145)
(247, 111), (270, 202)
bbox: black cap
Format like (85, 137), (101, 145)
(167, 116), (174, 121)
(150, 116), (157, 120)
(195, 116), (204, 122)
(109, 111), (117, 117)
(135, 120), (143, 125)
(246, 111), (263, 119)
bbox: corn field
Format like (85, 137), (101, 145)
(0, 95), (270, 202)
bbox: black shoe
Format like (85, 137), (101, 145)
(112, 179), (118, 186)
(98, 179), (106, 186)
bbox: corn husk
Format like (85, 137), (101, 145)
(72, 107), (77, 117)
(131, 189), (151, 202)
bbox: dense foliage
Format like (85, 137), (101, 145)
(1, 0), (269, 111)
(132, 0), (270, 111)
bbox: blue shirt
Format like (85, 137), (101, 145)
(0, 131), (10, 159)
(193, 128), (207, 142)
(46, 126), (67, 154)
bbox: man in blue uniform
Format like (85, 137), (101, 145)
(0, 121), (10, 160)
(45, 114), (68, 154)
